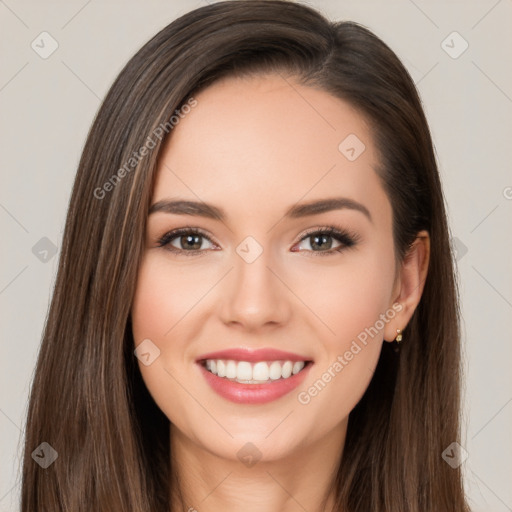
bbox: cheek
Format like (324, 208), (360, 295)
(296, 247), (395, 345)
(131, 260), (172, 344)
(294, 247), (395, 413)
(131, 254), (213, 344)
(130, 255), (194, 386)
(130, 255), (200, 422)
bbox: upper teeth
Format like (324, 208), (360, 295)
(205, 359), (306, 383)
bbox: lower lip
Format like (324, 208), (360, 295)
(198, 362), (312, 404)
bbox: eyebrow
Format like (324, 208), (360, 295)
(148, 197), (372, 223)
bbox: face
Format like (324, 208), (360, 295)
(131, 73), (403, 463)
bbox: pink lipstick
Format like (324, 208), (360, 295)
(196, 347), (313, 404)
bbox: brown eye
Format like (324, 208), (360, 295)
(305, 233), (337, 251)
(292, 226), (359, 256)
(157, 228), (216, 256)
(173, 233), (204, 251)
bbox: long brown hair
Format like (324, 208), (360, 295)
(20, 1), (469, 510)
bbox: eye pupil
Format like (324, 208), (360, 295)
(182, 234), (202, 250)
(311, 234), (332, 251)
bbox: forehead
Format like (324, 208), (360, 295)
(152, 73), (390, 227)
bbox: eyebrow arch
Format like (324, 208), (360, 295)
(148, 197), (372, 223)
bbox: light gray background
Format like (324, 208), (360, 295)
(1, 0), (511, 510)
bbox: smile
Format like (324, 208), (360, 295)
(203, 359), (307, 384)
(196, 348), (313, 404)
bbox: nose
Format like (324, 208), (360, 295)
(218, 248), (291, 332)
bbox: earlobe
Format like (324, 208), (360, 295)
(384, 230), (430, 342)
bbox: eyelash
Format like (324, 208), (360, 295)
(156, 225), (360, 257)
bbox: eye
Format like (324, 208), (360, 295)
(292, 226), (359, 256)
(156, 227), (217, 256)
(156, 225), (359, 257)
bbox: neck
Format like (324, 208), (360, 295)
(169, 421), (347, 512)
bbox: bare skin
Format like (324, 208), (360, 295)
(130, 72), (429, 512)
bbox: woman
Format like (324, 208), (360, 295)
(21, 1), (470, 510)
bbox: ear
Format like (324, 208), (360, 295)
(384, 230), (430, 342)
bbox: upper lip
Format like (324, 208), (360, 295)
(196, 347), (313, 363)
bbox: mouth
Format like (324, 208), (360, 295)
(195, 348), (314, 404)
(199, 358), (312, 384)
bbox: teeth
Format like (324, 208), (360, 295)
(217, 360), (226, 378)
(203, 359), (307, 383)
(252, 362), (269, 381)
(292, 361), (304, 375)
(269, 361), (282, 380)
(282, 361), (293, 378)
(226, 360), (237, 379)
(236, 361), (252, 381)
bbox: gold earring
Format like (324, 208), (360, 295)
(395, 329), (403, 343)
